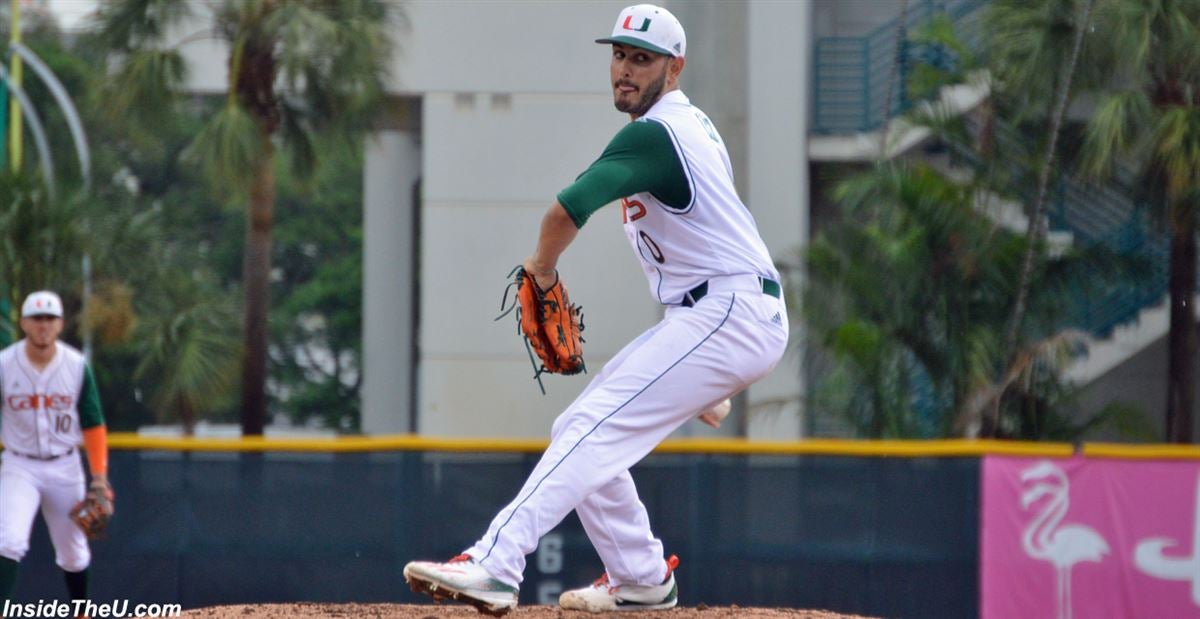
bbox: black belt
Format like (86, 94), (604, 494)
(682, 277), (782, 308)
(9, 447), (74, 461)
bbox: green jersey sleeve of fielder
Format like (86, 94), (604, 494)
(79, 365), (104, 429)
(557, 119), (691, 228)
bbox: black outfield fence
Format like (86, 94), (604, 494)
(10, 438), (1004, 618)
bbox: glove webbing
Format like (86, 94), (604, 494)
(496, 266), (586, 394)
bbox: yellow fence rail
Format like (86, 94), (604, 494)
(83, 434), (1145, 458)
(0, 434), (1169, 459)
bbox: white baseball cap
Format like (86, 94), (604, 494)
(596, 4), (686, 58)
(22, 290), (63, 318)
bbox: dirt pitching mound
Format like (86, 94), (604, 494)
(185, 603), (879, 618)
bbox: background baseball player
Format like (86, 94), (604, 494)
(0, 290), (113, 603)
(404, 4), (788, 614)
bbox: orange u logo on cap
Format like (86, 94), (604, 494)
(622, 15), (651, 32)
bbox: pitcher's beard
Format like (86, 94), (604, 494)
(616, 70), (668, 117)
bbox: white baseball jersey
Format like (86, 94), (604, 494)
(623, 91), (778, 302)
(559, 90), (778, 304)
(0, 340), (100, 571)
(0, 340), (102, 458)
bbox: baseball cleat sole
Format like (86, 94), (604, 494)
(404, 569), (515, 617)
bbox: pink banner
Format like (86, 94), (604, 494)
(982, 455), (1200, 619)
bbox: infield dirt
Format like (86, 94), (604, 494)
(185, 603), (880, 618)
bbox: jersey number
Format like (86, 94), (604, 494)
(621, 198), (647, 223)
(639, 231), (665, 264)
(55, 415), (72, 433)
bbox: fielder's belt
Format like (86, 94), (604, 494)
(8, 447), (75, 461)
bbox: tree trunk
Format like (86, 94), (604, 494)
(977, 97), (996, 158)
(179, 392), (196, 437)
(989, 0), (1094, 437)
(1166, 206), (1196, 443)
(241, 133), (276, 437)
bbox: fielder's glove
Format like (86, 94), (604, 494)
(498, 266), (585, 393)
(71, 478), (114, 540)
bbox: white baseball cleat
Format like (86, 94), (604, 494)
(403, 554), (518, 616)
(560, 554), (680, 612)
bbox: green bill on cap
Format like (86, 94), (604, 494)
(595, 35), (675, 57)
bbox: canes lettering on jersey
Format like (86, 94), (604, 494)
(7, 394), (74, 411)
(0, 343), (93, 458)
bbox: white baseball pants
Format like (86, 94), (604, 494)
(0, 451), (91, 571)
(466, 286), (788, 588)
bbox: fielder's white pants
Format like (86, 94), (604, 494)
(466, 287), (788, 588)
(0, 451), (91, 572)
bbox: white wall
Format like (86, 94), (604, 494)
(362, 129), (419, 434)
(743, 0), (811, 439)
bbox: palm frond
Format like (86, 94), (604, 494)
(0, 174), (87, 312)
(94, 49), (186, 125)
(1080, 89), (1154, 178)
(133, 271), (241, 421)
(92, 0), (193, 51)
(264, 0), (392, 129)
(907, 14), (977, 102)
(1151, 105), (1200, 200)
(182, 102), (265, 194)
(279, 101), (318, 182)
(270, 3), (341, 88)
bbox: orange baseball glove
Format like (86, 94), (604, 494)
(498, 266), (585, 392)
(71, 478), (114, 540)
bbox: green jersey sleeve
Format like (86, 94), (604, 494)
(79, 365), (105, 429)
(556, 119), (691, 228)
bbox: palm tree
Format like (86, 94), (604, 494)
(0, 173), (87, 335)
(804, 161), (1132, 439)
(978, 0), (1098, 436)
(1079, 0), (1200, 443)
(134, 271), (240, 435)
(996, 0), (1093, 397)
(93, 0), (395, 435)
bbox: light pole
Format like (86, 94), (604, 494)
(2, 2), (94, 357)
(8, 0), (22, 173)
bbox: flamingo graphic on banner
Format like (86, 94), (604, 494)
(1020, 460), (1111, 619)
(1134, 473), (1200, 606)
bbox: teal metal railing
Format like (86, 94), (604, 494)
(989, 119), (1168, 338)
(813, 0), (989, 134)
(948, 119), (1168, 338)
(1052, 168), (1168, 338)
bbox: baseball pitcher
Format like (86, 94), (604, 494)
(0, 291), (113, 603)
(405, 4), (788, 614)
